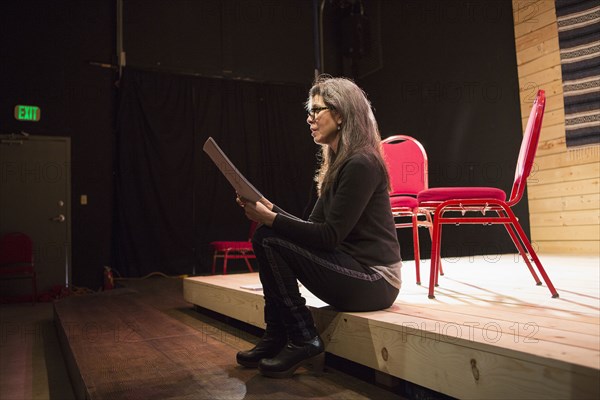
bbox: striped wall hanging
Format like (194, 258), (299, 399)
(555, 0), (600, 148)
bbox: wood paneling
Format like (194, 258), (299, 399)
(529, 193), (600, 212)
(518, 51), (562, 79)
(515, 23), (558, 52)
(527, 177), (599, 199)
(537, 136), (567, 156)
(529, 209), (599, 227)
(532, 225), (600, 241)
(533, 149), (600, 171)
(529, 162), (600, 185)
(516, 36), (560, 66)
(512, 0), (600, 254)
(513, 3), (558, 38)
(536, 240), (600, 254)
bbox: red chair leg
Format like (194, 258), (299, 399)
(435, 225), (443, 287)
(510, 217), (559, 298)
(507, 224), (541, 283)
(496, 210), (541, 284)
(412, 211), (421, 285)
(223, 250), (229, 275)
(428, 209), (443, 299)
(425, 211), (444, 276)
(243, 256), (254, 272)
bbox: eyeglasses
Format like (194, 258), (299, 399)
(307, 106), (330, 120)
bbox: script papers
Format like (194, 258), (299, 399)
(203, 137), (263, 202)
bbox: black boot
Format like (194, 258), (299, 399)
(236, 331), (287, 368)
(258, 335), (325, 378)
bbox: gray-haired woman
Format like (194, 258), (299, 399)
(236, 75), (402, 378)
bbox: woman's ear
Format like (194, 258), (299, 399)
(332, 109), (342, 125)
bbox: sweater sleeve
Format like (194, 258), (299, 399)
(272, 155), (380, 250)
(272, 204), (304, 222)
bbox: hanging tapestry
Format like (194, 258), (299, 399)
(555, 0), (600, 148)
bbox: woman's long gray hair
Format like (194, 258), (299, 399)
(307, 75), (389, 195)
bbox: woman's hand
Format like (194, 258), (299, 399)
(236, 195), (276, 227)
(258, 197), (273, 211)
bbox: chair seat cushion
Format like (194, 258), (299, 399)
(417, 187), (507, 202)
(390, 195), (419, 209)
(210, 241), (253, 251)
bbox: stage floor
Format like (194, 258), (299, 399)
(184, 254), (600, 400)
(53, 275), (410, 400)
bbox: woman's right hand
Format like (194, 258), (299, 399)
(236, 194), (272, 211)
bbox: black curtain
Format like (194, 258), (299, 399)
(114, 68), (314, 277)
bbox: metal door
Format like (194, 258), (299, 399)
(0, 135), (71, 297)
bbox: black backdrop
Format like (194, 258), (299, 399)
(358, 0), (527, 262)
(2, 0), (529, 288)
(114, 68), (315, 277)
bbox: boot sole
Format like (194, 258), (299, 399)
(236, 358), (259, 368)
(259, 352), (324, 379)
(236, 342), (287, 368)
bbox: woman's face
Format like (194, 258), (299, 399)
(307, 95), (342, 152)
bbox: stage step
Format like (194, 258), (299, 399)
(54, 281), (408, 400)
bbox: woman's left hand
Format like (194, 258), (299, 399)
(237, 196), (276, 227)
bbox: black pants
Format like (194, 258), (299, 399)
(252, 225), (399, 342)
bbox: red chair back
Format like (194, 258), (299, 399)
(382, 135), (428, 196)
(509, 90), (545, 206)
(0, 232), (33, 264)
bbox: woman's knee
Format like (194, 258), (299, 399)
(251, 224), (276, 248)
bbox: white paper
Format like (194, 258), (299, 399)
(203, 137), (263, 202)
(240, 284), (263, 291)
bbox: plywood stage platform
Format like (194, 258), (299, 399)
(184, 254), (600, 400)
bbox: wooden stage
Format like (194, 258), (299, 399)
(184, 254), (600, 400)
(53, 275), (408, 399)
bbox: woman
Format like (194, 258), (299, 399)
(236, 75), (402, 378)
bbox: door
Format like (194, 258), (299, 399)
(0, 135), (71, 297)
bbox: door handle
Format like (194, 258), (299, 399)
(51, 214), (66, 223)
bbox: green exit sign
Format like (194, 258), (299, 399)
(14, 105), (41, 122)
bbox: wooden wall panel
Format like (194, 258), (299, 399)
(528, 193), (599, 213)
(516, 37), (560, 65)
(512, 0), (600, 254)
(513, 2), (558, 38)
(530, 209), (599, 227)
(515, 23), (558, 52)
(527, 177), (599, 199)
(533, 150), (600, 171)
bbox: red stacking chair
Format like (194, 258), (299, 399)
(0, 232), (37, 304)
(382, 135), (437, 285)
(417, 90), (558, 299)
(210, 222), (257, 274)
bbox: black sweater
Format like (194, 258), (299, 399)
(272, 152), (402, 267)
